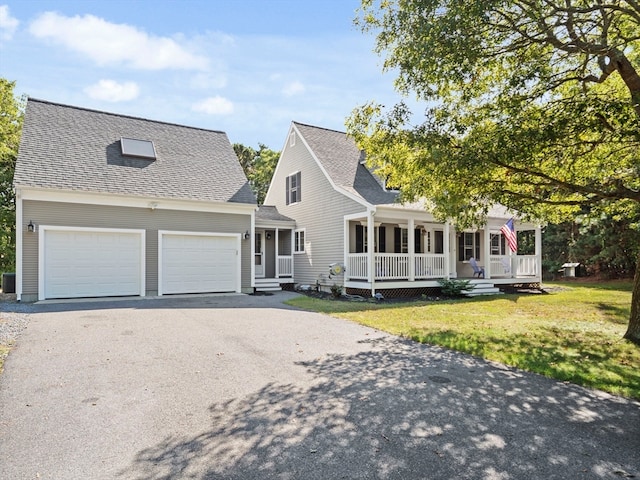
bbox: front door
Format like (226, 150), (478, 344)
(255, 230), (265, 278)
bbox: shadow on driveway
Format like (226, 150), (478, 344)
(121, 336), (639, 480)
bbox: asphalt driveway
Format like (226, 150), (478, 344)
(0, 292), (638, 480)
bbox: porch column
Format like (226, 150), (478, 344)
(484, 226), (491, 279)
(444, 221), (451, 280)
(290, 229), (295, 280)
(367, 211), (375, 285)
(535, 225), (542, 277)
(408, 218), (415, 281)
(275, 228), (279, 278)
(343, 217), (349, 281)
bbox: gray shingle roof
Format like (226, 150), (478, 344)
(293, 122), (398, 206)
(256, 205), (295, 222)
(14, 99), (256, 204)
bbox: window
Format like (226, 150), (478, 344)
(121, 137), (156, 159)
(294, 229), (305, 253)
(434, 230), (444, 254)
(425, 230), (445, 254)
(458, 232), (481, 261)
(490, 233), (507, 255)
(355, 225), (386, 253)
(394, 227), (422, 253)
(286, 172), (301, 205)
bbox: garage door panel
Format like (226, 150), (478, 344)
(161, 234), (239, 295)
(44, 230), (143, 299)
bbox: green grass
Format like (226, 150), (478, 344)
(287, 281), (640, 400)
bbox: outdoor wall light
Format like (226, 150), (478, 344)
(27, 220), (35, 233)
(266, 232), (272, 240)
(244, 230), (250, 240)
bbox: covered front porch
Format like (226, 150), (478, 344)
(254, 206), (296, 291)
(343, 208), (541, 294)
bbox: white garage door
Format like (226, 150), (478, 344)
(43, 229), (143, 299)
(160, 233), (240, 295)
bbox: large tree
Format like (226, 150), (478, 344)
(347, 0), (640, 343)
(0, 79), (24, 276)
(233, 143), (279, 204)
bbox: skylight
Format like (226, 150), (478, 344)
(121, 137), (156, 159)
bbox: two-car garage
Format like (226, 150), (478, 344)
(39, 227), (241, 300)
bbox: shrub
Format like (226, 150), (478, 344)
(438, 279), (472, 297)
(330, 283), (343, 298)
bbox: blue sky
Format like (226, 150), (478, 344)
(0, 1), (413, 149)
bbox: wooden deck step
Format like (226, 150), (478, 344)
(254, 278), (282, 292)
(462, 282), (503, 297)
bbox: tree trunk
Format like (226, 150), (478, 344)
(614, 52), (640, 119)
(624, 252), (640, 345)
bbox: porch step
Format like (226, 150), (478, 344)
(462, 282), (503, 297)
(254, 278), (282, 292)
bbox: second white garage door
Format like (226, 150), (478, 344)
(159, 232), (240, 295)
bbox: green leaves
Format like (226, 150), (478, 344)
(233, 143), (279, 204)
(350, 0), (640, 225)
(0, 78), (24, 274)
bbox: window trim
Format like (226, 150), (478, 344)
(286, 171), (301, 205)
(294, 229), (305, 253)
(490, 232), (507, 256)
(458, 231), (481, 262)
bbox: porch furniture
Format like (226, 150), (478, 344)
(501, 257), (511, 274)
(470, 257), (485, 278)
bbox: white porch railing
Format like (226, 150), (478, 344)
(516, 255), (538, 276)
(277, 256), (293, 277)
(347, 253), (446, 280)
(348, 253), (368, 279)
(348, 252), (539, 281)
(490, 255), (512, 277)
(415, 254), (446, 279)
(375, 253), (409, 280)
(490, 255), (539, 277)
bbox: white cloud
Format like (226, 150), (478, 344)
(0, 5), (19, 42)
(84, 79), (140, 102)
(192, 96), (234, 115)
(282, 80), (305, 97)
(29, 12), (208, 71)
(190, 72), (227, 90)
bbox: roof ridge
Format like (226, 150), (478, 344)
(27, 97), (228, 135)
(292, 121), (347, 136)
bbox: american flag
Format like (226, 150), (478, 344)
(500, 218), (518, 253)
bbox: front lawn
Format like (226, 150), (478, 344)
(286, 281), (640, 400)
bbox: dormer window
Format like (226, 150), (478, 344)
(121, 137), (156, 159)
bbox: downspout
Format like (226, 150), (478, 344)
(15, 188), (22, 302)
